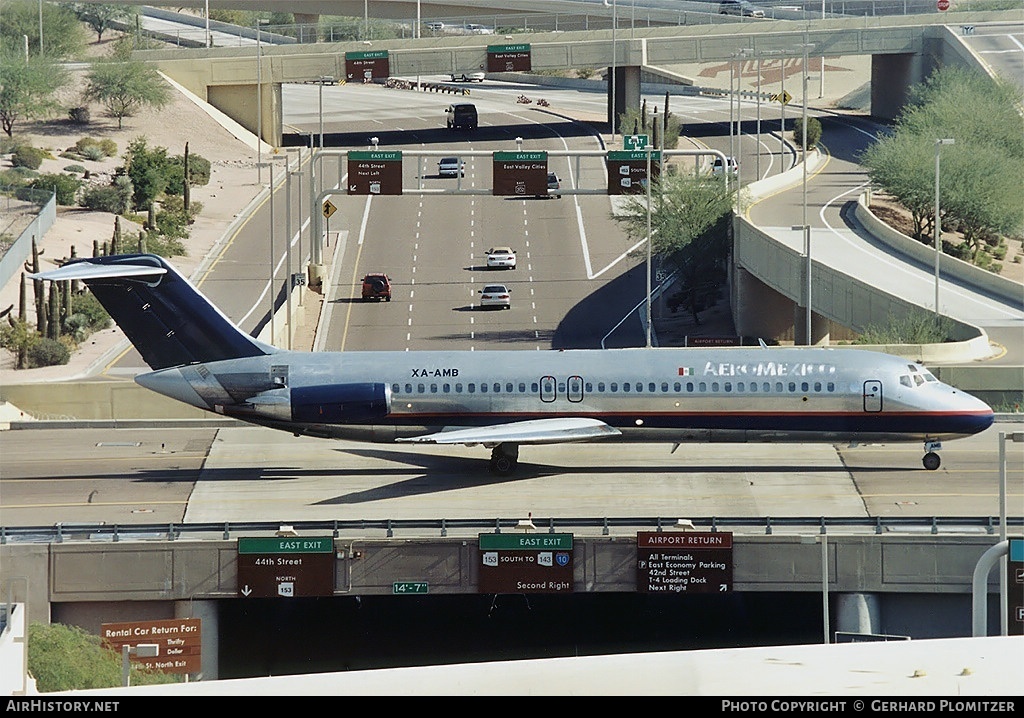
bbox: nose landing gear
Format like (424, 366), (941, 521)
(922, 440), (943, 470)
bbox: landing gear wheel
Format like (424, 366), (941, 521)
(489, 444), (519, 475)
(922, 452), (941, 471)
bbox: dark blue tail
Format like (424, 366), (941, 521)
(31, 254), (274, 371)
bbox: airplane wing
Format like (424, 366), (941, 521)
(396, 417), (622, 447)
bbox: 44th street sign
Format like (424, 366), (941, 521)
(237, 536), (335, 598)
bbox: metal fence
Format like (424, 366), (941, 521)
(2, 515), (1021, 545)
(0, 186), (56, 291)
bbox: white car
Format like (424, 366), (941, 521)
(711, 156), (739, 178)
(437, 156), (465, 177)
(485, 247), (517, 270)
(478, 284), (511, 309)
(451, 72), (485, 83)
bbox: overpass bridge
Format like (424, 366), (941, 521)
(135, 9), (1023, 142)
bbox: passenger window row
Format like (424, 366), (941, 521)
(390, 380), (837, 395)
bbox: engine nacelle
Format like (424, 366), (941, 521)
(234, 383), (391, 424)
(290, 383), (391, 424)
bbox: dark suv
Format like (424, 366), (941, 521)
(361, 273), (392, 301)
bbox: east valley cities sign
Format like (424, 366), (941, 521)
(348, 151), (403, 195)
(636, 531), (734, 594)
(478, 533), (574, 593)
(493, 151), (547, 196)
(607, 150), (662, 194)
(487, 44), (531, 72)
(345, 50), (390, 81)
(237, 536), (336, 598)
(101, 618), (201, 675)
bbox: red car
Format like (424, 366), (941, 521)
(361, 273), (392, 301)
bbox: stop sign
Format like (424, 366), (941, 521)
(937, 0), (950, 10)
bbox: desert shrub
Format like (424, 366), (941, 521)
(11, 146), (46, 170)
(80, 185), (128, 213)
(80, 145), (105, 161)
(63, 164), (86, 174)
(792, 117), (822, 149)
(0, 136), (21, 154)
(0, 168), (29, 187)
(68, 291), (111, 330)
(27, 337), (70, 367)
(98, 139), (117, 157)
(68, 106), (90, 124)
(166, 153), (211, 194)
(29, 173), (83, 205)
(854, 312), (954, 345)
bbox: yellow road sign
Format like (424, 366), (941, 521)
(772, 91), (793, 105)
(322, 200), (337, 219)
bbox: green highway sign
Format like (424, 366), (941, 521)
(493, 151), (547, 162)
(393, 582), (429, 594)
(345, 50), (389, 60)
(478, 533), (573, 550)
(238, 537), (334, 554)
(623, 134), (649, 150)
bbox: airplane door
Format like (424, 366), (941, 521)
(540, 376), (556, 403)
(567, 376), (583, 402)
(863, 380), (882, 412)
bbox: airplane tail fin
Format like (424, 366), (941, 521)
(29, 254), (276, 371)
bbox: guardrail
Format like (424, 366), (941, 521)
(2, 516), (1021, 544)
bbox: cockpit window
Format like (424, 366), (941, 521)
(923, 373), (938, 382)
(900, 375), (913, 388)
(913, 374), (924, 386)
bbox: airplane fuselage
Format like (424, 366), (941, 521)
(136, 345), (993, 445)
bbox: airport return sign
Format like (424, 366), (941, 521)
(492, 151), (547, 197)
(348, 151), (403, 195)
(487, 43), (531, 72)
(636, 531), (733, 593)
(345, 50), (390, 82)
(237, 536), (335, 598)
(478, 533), (574, 593)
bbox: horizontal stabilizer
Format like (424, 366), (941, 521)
(397, 417), (621, 446)
(29, 261), (167, 283)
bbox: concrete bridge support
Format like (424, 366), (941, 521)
(836, 592), (882, 636)
(870, 53), (926, 123)
(207, 81), (282, 147)
(608, 65), (642, 135)
(732, 265), (830, 344)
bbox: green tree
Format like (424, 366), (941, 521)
(64, 3), (138, 43)
(612, 172), (735, 323)
(859, 66), (1024, 258)
(0, 53), (70, 137)
(792, 116), (822, 149)
(83, 59), (171, 129)
(123, 136), (171, 210)
(0, 0), (85, 59)
(27, 622), (177, 692)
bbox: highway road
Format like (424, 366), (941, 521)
(1, 421), (1020, 529)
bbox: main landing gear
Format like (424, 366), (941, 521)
(922, 440), (942, 471)
(489, 443), (519, 475)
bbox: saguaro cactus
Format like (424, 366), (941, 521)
(183, 141), (191, 213)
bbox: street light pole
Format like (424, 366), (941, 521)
(205, 0), (210, 48)
(645, 138), (653, 348)
(801, 42), (813, 345)
(604, 0), (617, 139)
(256, 21), (262, 183)
(934, 138), (954, 320)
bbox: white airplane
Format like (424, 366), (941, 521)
(32, 254), (994, 474)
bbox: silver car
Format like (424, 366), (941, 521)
(437, 156), (465, 177)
